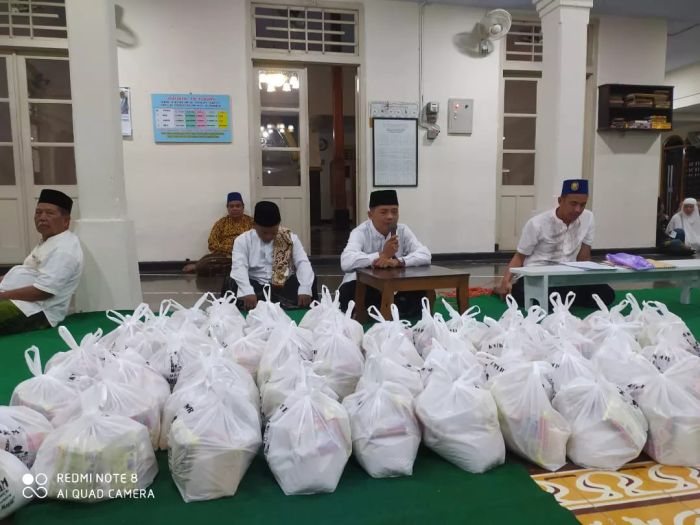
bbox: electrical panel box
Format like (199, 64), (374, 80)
(447, 98), (474, 134)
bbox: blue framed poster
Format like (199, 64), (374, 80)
(151, 93), (231, 143)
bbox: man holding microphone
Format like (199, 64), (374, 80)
(339, 189), (432, 317)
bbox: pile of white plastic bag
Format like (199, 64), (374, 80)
(2, 283), (700, 516)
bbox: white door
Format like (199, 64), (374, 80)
(497, 74), (539, 250)
(254, 67), (310, 251)
(0, 53), (78, 264)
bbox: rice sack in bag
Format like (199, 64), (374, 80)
(552, 378), (647, 470)
(416, 367), (504, 473)
(342, 381), (420, 478)
(491, 363), (571, 471)
(311, 317), (364, 399)
(52, 378), (161, 449)
(31, 398), (158, 502)
(0, 449), (32, 519)
(11, 347), (78, 422)
(257, 321), (314, 386)
(264, 382), (351, 495)
(169, 389), (262, 502)
(0, 406), (53, 468)
(635, 368), (700, 467)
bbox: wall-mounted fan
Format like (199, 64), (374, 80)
(478, 9), (512, 55)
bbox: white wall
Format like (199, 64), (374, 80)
(363, 1), (500, 253)
(666, 62), (700, 111)
(590, 16), (668, 249)
(117, 0), (251, 261)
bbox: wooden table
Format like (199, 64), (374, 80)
(354, 265), (470, 322)
(510, 259), (700, 308)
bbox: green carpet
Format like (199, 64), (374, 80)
(5, 288), (700, 525)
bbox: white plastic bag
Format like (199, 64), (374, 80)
(311, 319), (364, 399)
(223, 325), (268, 377)
(441, 300), (488, 349)
(260, 360), (334, 421)
(52, 378), (162, 449)
(640, 328), (700, 373)
(45, 326), (105, 390)
(552, 378), (647, 470)
(362, 305), (414, 357)
(342, 381), (420, 478)
(0, 405), (53, 468)
(11, 347), (78, 422)
(412, 297), (443, 357)
(99, 303), (153, 352)
(100, 352), (171, 409)
(207, 291), (246, 345)
(167, 295), (211, 331)
(0, 449), (32, 519)
(356, 353), (423, 398)
(31, 409), (158, 501)
(169, 389), (262, 502)
(635, 299), (700, 356)
(245, 285), (292, 335)
(299, 285), (341, 331)
(636, 368), (700, 466)
(541, 291), (584, 335)
(264, 385), (351, 495)
(416, 367), (505, 473)
(420, 340), (481, 387)
(364, 322), (424, 370)
(549, 347), (599, 394)
(491, 363), (571, 471)
(257, 322), (314, 386)
(147, 331), (216, 389)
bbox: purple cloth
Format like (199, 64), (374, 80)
(605, 253), (654, 271)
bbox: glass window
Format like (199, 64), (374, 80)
(259, 71), (300, 108)
(502, 153), (535, 186)
(26, 59), (71, 100)
(0, 58), (8, 98)
(0, 102), (12, 142)
(32, 146), (76, 184)
(0, 146), (14, 185)
(29, 103), (74, 142)
(260, 113), (299, 148)
(504, 80), (537, 114)
(503, 117), (536, 151)
(262, 151), (300, 186)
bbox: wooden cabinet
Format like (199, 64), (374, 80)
(598, 84), (673, 132)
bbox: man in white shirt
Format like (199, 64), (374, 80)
(499, 179), (614, 309)
(0, 189), (84, 335)
(339, 189), (432, 317)
(224, 201), (316, 310)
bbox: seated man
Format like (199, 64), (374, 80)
(0, 190), (84, 335)
(224, 201), (316, 310)
(183, 192), (253, 275)
(339, 189), (432, 317)
(499, 179), (615, 309)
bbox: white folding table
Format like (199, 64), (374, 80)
(510, 259), (700, 308)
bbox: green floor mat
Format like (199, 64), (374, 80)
(5, 287), (700, 525)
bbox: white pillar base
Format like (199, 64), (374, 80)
(73, 218), (143, 311)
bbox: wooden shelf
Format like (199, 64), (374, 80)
(598, 83), (674, 132)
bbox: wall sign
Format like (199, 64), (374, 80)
(151, 93), (231, 143)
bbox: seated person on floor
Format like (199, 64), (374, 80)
(0, 190), (84, 336)
(498, 179), (615, 309)
(183, 192), (253, 275)
(339, 189), (432, 318)
(223, 201), (316, 310)
(665, 197), (700, 252)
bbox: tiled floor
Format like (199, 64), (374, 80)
(138, 259), (682, 311)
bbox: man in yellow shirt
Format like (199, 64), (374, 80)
(184, 192), (253, 276)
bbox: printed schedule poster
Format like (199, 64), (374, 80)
(151, 93), (231, 143)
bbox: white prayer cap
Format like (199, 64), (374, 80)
(683, 197), (697, 206)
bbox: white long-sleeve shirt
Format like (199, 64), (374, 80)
(230, 229), (314, 296)
(340, 220), (431, 284)
(0, 230), (83, 326)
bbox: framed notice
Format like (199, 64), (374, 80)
(372, 118), (418, 187)
(120, 87), (132, 138)
(151, 93), (231, 143)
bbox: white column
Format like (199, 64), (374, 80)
(532, 0), (593, 211)
(66, 0), (143, 311)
